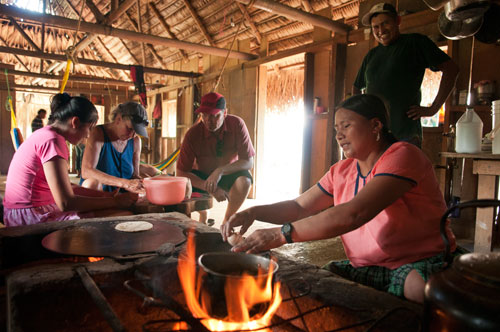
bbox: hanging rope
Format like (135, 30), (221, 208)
(212, 17), (245, 91)
(60, 0), (86, 93)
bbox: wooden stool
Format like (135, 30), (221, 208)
(162, 195), (213, 217)
(132, 195), (213, 218)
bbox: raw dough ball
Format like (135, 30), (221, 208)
(115, 221), (153, 232)
(228, 233), (244, 246)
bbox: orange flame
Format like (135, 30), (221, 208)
(88, 257), (104, 262)
(177, 231), (281, 331)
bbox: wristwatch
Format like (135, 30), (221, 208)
(281, 223), (294, 243)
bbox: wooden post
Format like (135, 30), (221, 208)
(301, 52), (314, 193)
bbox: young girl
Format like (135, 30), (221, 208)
(3, 93), (138, 227)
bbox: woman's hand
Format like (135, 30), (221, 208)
(221, 208), (255, 241)
(231, 228), (285, 254)
(124, 179), (145, 194)
(114, 191), (139, 208)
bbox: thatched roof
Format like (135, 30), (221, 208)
(0, 0), (362, 92)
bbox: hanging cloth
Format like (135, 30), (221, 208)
(130, 65), (147, 107)
(153, 93), (162, 119)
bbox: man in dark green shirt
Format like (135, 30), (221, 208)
(354, 3), (459, 147)
(31, 109), (47, 133)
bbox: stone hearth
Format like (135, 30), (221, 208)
(0, 212), (422, 331)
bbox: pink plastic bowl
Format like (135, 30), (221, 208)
(143, 176), (188, 205)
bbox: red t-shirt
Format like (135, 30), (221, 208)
(318, 142), (456, 269)
(177, 114), (255, 174)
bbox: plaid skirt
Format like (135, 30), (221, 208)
(323, 247), (468, 297)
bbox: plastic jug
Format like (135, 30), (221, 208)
(493, 100), (500, 154)
(455, 107), (483, 153)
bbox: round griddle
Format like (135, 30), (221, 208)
(41, 220), (186, 257)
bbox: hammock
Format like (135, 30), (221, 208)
(148, 147), (180, 171)
(5, 69), (23, 150)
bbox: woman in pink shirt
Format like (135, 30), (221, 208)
(3, 93), (138, 227)
(221, 94), (462, 303)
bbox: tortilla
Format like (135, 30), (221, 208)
(227, 233), (244, 247)
(115, 221), (153, 232)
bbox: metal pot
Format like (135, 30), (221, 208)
(424, 199), (500, 332)
(197, 252), (279, 319)
(444, 0), (490, 21)
(438, 11), (483, 40)
(422, 0), (449, 11)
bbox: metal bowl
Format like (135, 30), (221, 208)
(196, 252), (279, 319)
(198, 252), (279, 278)
(438, 11), (483, 40)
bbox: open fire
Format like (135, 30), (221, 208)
(177, 231), (282, 331)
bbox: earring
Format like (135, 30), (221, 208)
(376, 132), (380, 142)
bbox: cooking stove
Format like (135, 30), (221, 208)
(1, 213), (423, 332)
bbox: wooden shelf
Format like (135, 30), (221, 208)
(448, 105), (492, 112)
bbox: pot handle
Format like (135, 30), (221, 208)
(441, 199), (500, 265)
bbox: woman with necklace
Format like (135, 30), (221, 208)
(221, 94), (463, 303)
(81, 102), (149, 194)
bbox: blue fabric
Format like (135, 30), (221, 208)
(80, 125), (134, 192)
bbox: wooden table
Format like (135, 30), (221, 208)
(440, 152), (500, 252)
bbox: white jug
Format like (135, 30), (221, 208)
(455, 107), (483, 154)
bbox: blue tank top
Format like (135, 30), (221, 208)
(80, 125), (135, 192)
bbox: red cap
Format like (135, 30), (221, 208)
(195, 92), (226, 115)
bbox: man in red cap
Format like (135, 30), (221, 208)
(177, 92), (255, 225)
(354, 2), (458, 147)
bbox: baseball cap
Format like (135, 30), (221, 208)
(195, 92), (226, 115)
(119, 102), (149, 138)
(361, 3), (398, 26)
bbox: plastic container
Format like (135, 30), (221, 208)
(455, 107), (483, 153)
(493, 100), (500, 154)
(143, 176), (187, 205)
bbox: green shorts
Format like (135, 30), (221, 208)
(190, 169), (253, 193)
(323, 247), (468, 297)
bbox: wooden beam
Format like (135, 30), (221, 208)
(64, 0), (154, 67)
(119, 39), (141, 65)
(0, 83), (128, 96)
(181, 0), (216, 47)
(301, 0), (312, 12)
(0, 46), (201, 77)
(136, 0), (146, 67)
(85, 0), (106, 23)
(236, 0), (349, 34)
(64, 0), (137, 58)
(301, 52), (314, 193)
(0, 4), (258, 60)
(0, 35), (30, 72)
(236, 2), (262, 45)
(125, 12), (165, 68)
(8, 17), (41, 51)
(41, 0), (46, 72)
(94, 37), (131, 80)
(148, 1), (189, 61)
(3, 68), (134, 86)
